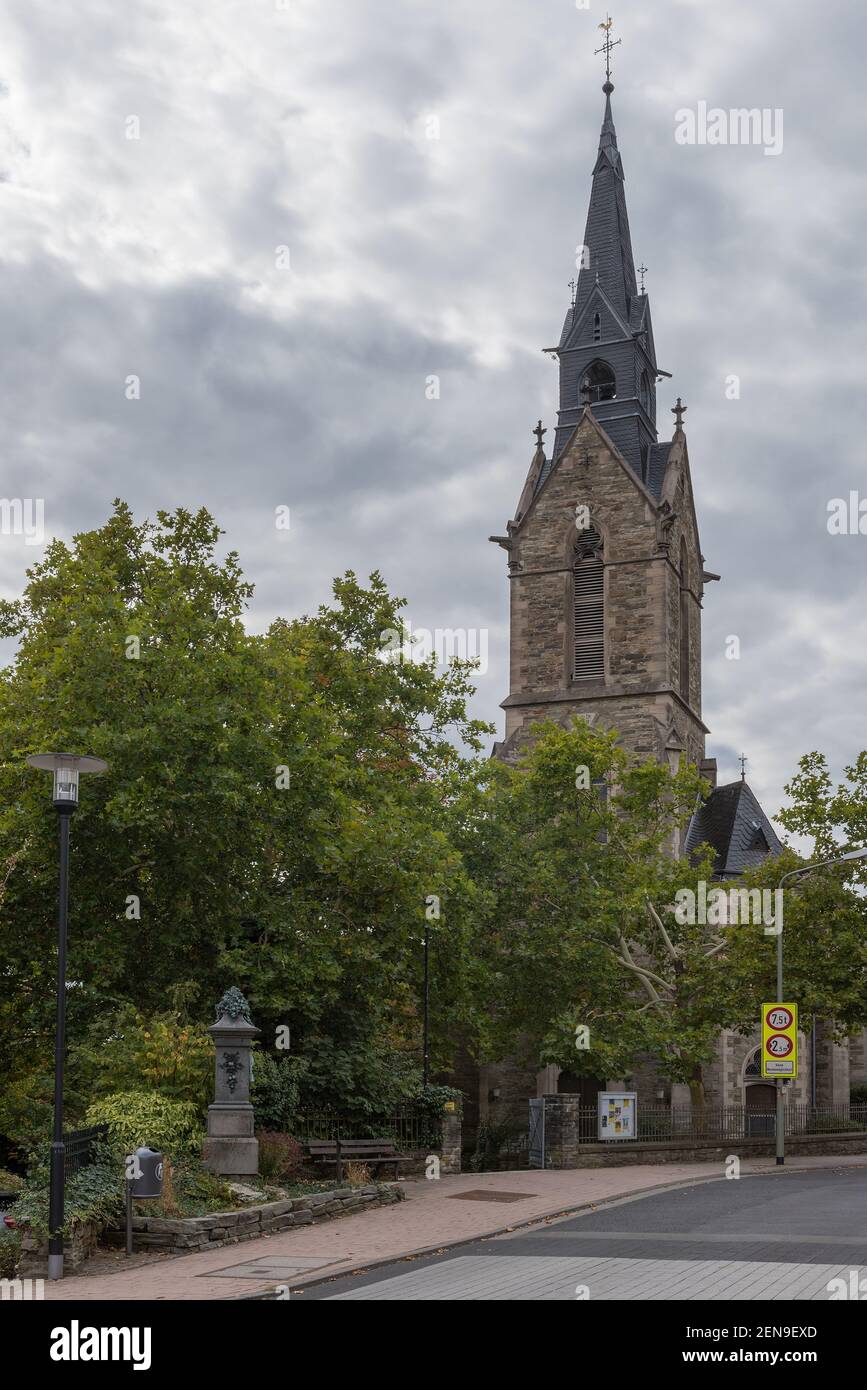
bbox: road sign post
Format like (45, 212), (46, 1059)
(761, 1002), (798, 1166)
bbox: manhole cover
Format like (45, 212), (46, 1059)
(446, 1190), (536, 1203)
(203, 1256), (337, 1278)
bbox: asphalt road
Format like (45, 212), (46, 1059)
(294, 1167), (867, 1300)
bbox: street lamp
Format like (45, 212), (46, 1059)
(27, 752), (108, 1279)
(773, 846), (867, 1166)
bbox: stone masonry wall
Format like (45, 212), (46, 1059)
(501, 415), (706, 768)
(105, 1182), (404, 1257)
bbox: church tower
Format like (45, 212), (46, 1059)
(492, 72), (714, 776)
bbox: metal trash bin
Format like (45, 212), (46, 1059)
(125, 1147), (164, 1253)
(129, 1147), (164, 1199)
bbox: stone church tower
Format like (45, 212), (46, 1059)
(462, 72), (865, 1141)
(491, 81), (711, 779)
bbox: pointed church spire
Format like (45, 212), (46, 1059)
(543, 22), (664, 487)
(573, 79), (638, 324)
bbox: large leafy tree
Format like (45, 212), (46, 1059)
(459, 722), (867, 1106)
(456, 721), (722, 1100)
(0, 502), (487, 1138)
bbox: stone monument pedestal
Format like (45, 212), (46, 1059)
(202, 988), (260, 1178)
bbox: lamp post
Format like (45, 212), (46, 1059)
(422, 919), (430, 1087)
(773, 846), (867, 1166)
(27, 752), (108, 1280)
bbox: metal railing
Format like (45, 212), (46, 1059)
(549, 1102), (867, 1144)
(291, 1104), (443, 1151)
(62, 1123), (109, 1175)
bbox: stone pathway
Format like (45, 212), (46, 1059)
(42, 1154), (867, 1301)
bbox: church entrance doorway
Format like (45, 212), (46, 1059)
(745, 1081), (776, 1137)
(556, 1071), (605, 1105)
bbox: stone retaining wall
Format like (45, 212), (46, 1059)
(543, 1131), (867, 1168)
(105, 1181), (404, 1255)
(17, 1219), (102, 1278)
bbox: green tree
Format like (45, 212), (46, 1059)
(0, 502), (488, 1138)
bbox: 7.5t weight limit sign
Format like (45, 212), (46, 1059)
(761, 1002), (799, 1079)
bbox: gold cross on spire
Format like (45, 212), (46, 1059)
(595, 15), (621, 87)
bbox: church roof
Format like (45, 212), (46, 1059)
(645, 442), (672, 497)
(685, 780), (785, 879)
(569, 90), (639, 329)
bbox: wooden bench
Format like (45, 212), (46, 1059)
(307, 1138), (403, 1178)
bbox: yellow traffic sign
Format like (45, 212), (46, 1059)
(761, 1002), (798, 1079)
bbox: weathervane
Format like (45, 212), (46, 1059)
(637, 262), (648, 293)
(595, 15), (621, 89)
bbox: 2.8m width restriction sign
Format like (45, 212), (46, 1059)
(761, 1002), (799, 1078)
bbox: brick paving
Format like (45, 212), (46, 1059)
(42, 1153), (867, 1302)
(327, 1253), (866, 1301)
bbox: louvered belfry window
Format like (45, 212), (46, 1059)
(573, 523), (604, 680)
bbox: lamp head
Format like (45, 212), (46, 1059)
(27, 752), (109, 809)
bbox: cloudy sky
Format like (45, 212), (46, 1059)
(0, 0), (865, 838)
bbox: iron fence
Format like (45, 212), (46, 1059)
(555, 1102), (867, 1144)
(62, 1123), (109, 1175)
(291, 1104), (443, 1151)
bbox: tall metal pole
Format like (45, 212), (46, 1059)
(422, 922), (430, 1087)
(775, 907), (784, 1166)
(48, 809), (72, 1279)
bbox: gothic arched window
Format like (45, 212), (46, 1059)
(573, 522), (604, 680)
(581, 359), (616, 403)
(593, 312), (602, 343)
(679, 537), (690, 699)
(640, 370), (652, 414)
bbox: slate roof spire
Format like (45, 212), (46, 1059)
(573, 81), (638, 325)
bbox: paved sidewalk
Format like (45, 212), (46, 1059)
(43, 1153), (867, 1302)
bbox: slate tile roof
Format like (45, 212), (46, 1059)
(685, 780), (785, 879)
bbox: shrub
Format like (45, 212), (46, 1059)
(256, 1132), (303, 1182)
(251, 1054), (307, 1131)
(12, 1153), (122, 1240)
(85, 1092), (203, 1158)
(133, 1160), (237, 1219)
(74, 1008), (214, 1112)
(0, 1223), (21, 1278)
